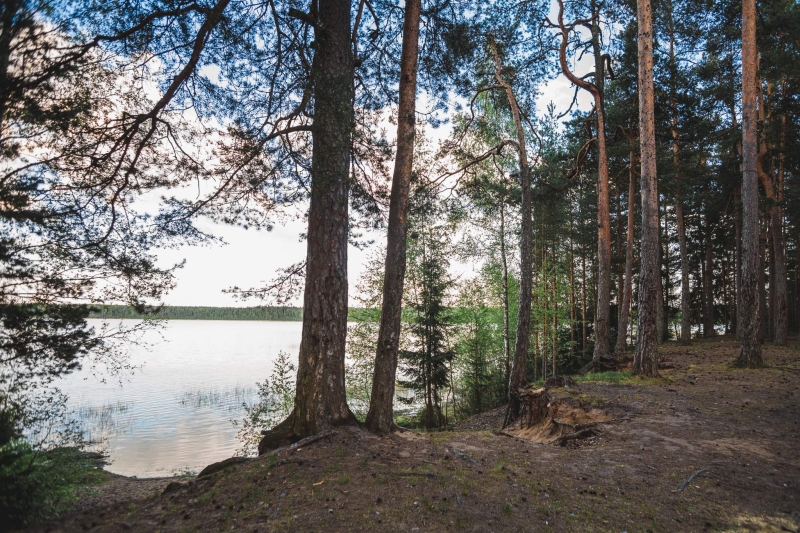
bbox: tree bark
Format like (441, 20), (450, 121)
(633, 0), (659, 377)
(669, 3), (691, 344)
(771, 112), (788, 344)
(704, 220), (715, 337)
(556, 0), (611, 368)
(569, 211), (576, 361)
(615, 148), (636, 354)
(734, 186), (742, 338)
(500, 202), (511, 392)
(365, 0), (422, 434)
(259, 0), (356, 454)
(759, 223), (768, 342)
(488, 36), (533, 421)
(735, 0), (763, 367)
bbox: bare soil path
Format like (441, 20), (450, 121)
(26, 337), (800, 532)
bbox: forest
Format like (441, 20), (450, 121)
(91, 305), (304, 321)
(0, 0), (798, 530)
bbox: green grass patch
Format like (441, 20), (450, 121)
(574, 371), (631, 383)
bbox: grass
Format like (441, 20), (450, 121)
(573, 371), (632, 383)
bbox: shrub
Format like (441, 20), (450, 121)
(0, 440), (106, 528)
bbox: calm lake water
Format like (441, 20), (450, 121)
(57, 319), (303, 478)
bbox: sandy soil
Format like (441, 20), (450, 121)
(25, 336), (800, 532)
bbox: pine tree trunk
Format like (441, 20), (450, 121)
(633, 0), (660, 377)
(591, 24), (612, 363)
(259, 0), (357, 453)
(488, 36), (532, 421)
(615, 149), (636, 355)
(582, 243), (588, 355)
(500, 202), (512, 390)
(657, 205), (666, 344)
(556, 0), (611, 369)
(736, 0), (763, 366)
(366, 0), (421, 434)
(770, 206), (788, 344)
(704, 222), (715, 337)
(759, 225), (768, 342)
(669, 3), (691, 344)
(771, 112), (788, 344)
(676, 197), (690, 341)
(735, 186), (742, 338)
(569, 213), (576, 360)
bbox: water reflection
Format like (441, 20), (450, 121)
(57, 319), (302, 477)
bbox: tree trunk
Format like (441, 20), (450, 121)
(258, 0), (355, 454)
(657, 204), (666, 344)
(768, 220), (776, 342)
(633, 0), (659, 377)
(736, 0), (763, 366)
(365, 0), (421, 434)
(556, 0), (611, 368)
(569, 212), (576, 360)
(552, 242), (558, 377)
(704, 221), (715, 337)
(735, 186), (742, 338)
(615, 150), (636, 354)
(582, 239), (588, 355)
(590, 20), (612, 363)
(769, 205), (788, 344)
(669, 5), (691, 344)
(771, 112), (788, 344)
(500, 202), (512, 391)
(759, 224), (768, 342)
(488, 36), (532, 421)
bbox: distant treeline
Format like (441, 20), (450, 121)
(90, 305), (383, 322)
(91, 305), (303, 321)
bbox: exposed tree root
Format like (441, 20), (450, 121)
(579, 354), (619, 375)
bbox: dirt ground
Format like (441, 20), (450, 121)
(25, 337), (800, 532)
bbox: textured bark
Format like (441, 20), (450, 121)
(488, 36), (533, 420)
(703, 222), (715, 337)
(735, 0), (763, 367)
(633, 0), (659, 377)
(669, 3), (691, 344)
(581, 241), (588, 355)
(771, 113), (788, 345)
(569, 213), (576, 360)
(500, 203), (512, 389)
(767, 222), (776, 342)
(615, 149), (636, 354)
(676, 196), (690, 341)
(734, 187), (742, 338)
(770, 207), (788, 346)
(259, 0), (356, 454)
(759, 226), (768, 342)
(556, 0), (611, 366)
(365, 0), (421, 434)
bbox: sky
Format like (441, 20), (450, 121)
(156, 19), (598, 308)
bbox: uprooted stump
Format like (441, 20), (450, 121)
(505, 387), (610, 445)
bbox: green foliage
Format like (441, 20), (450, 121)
(345, 247), (385, 420)
(0, 440), (106, 528)
(233, 352), (295, 456)
(451, 276), (508, 418)
(399, 193), (456, 429)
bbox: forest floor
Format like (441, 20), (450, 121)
(24, 336), (800, 533)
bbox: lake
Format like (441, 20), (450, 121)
(57, 320), (303, 478)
